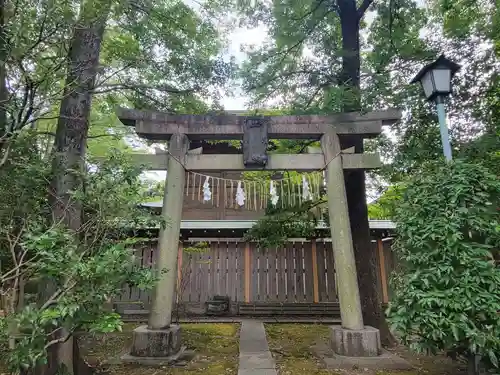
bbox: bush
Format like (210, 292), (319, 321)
(0, 147), (162, 371)
(387, 160), (500, 369)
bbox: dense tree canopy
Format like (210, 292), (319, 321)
(0, 0), (234, 161)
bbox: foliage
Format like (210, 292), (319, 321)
(387, 160), (500, 368)
(0, 0), (234, 163)
(0, 146), (162, 371)
(244, 199), (325, 248)
(4, 230), (157, 370)
(183, 242), (210, 254)
(368, 184), (406, 219)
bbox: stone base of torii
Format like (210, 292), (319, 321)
(116, 108), (402, 363)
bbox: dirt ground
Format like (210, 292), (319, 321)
(264, 324), (468, 375)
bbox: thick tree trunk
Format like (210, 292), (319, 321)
(337, 0), (396, 347)
(47, 1), (110, 374)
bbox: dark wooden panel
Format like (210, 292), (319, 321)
(226, 241), (236, 300)
(372, 241), (383, 303)
(296, 242), (305, 302)
(316, 241), (328, 302)
(303, 243), (314, 302)
(200, 250), (211, 302)
(251, 243), (259, 301)
(221, 241), (229, 296)
(325, 241), (336, 301)
(179, 249), (192, 302)
(238, 241), (246, 302)
(209, 242), (218, 297)
(267, 248), (277, 301)
(286, 242), (295, 301)
(137, 246), (148, 305)
(259, 248), (268, 301)
(277, 247), (286, 302)
(384, 239), (394, 299)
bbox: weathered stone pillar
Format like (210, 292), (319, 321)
(321, 131), (384, 359)
(149, 132), (189, 329)
(125, 133), (188, 363)
(321, 130), (364, 330)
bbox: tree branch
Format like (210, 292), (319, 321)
(94, 83), (198, 95)
(291, 0), (327, 21)
(36, 131), (118, 139)
(357, 0), (375, 18)
(43, 327), (76, 350)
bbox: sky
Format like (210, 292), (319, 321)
(220, 25), (268, 109)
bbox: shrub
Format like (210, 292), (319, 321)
(387, 160), (500, 370)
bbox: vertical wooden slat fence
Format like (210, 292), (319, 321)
(115, 238), (394, 310)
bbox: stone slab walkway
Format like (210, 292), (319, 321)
(238, 320), (277, 375)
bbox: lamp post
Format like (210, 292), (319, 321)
(410, 54), (461, 161)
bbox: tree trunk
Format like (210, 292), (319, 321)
(0, 0), (8, 159)
(337, 0), (396, 347)
(47, 1), (110, 374)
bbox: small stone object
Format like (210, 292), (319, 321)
(330, 326), (381, 357)
(130, 325), (182, 358)
(205, 295), (230, 315)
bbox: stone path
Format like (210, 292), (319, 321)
(238, 320), (277, 375)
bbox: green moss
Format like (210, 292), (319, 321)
(81, 323), (239, 375)
(264, 324), (465, 375)
(265, 324), (333, 374)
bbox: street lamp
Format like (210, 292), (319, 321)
(410, 54), (461, 161)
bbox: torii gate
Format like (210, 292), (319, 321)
(118, 108), (401, 360)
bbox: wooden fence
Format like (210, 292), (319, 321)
(115, 238), (395, 311)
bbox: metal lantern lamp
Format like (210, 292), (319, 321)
(411, 54), (461, 161)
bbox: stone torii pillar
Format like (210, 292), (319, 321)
(127, 133), (189, 362)
(321, 130), (364, 330)
(321, 130), (381, 358)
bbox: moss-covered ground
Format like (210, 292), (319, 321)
(1, 323), (240, 375)
(264, 324), (466, 375)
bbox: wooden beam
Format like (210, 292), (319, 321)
(377, 238), (389, 304)
(244, 242), (251, 303)
(311, 239), (320, 303)
(130, 153), (381, 171)
(176, 242), (183, 304)
(117, 107), (401, 140)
